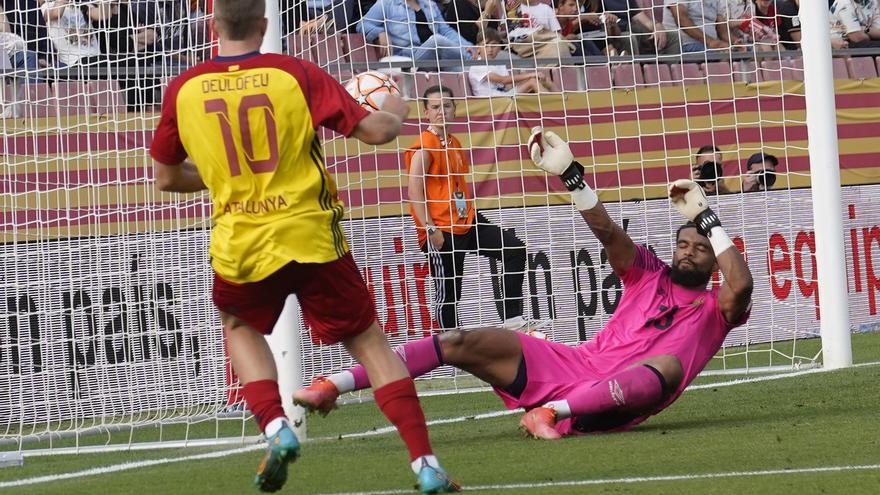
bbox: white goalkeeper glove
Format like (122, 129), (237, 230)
(528, 127), (598, 210)
(668, 179), (732, 254)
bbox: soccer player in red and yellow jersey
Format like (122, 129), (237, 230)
(149, 1), (458, 492)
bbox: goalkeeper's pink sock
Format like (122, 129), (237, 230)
(331, 336), (443, 392)
(242, 379), (286, 433)
(547, 365), (665, 419)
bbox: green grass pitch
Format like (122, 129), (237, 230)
(2, 332), (879, 494)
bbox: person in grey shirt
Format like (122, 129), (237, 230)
(663, 0), (735, 52)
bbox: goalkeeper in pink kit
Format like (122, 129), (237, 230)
(295, 129), (754, 438)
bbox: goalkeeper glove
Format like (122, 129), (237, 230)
(668, 179), (732, 254)
(528, 128), (598, 210)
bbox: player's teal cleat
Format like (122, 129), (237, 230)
(254, 425), (300, 492)
(416, 461), (461, 494)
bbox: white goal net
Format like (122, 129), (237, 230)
(1, 0), (878, 456)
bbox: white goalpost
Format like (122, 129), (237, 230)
(2, 0), (874, 461)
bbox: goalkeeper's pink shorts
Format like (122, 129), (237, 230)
(212, 252), (377, 344)
(492, 332), (646, 436)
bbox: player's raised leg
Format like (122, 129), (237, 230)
(343, 323), (460, 494)
(522, 355), (683, 439)
(297, 328), (525, 405)
(222, 313), (300, 492)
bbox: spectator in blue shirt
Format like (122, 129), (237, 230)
(358, 0), (473, 63)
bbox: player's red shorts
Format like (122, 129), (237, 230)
(212, 252), (376, 344)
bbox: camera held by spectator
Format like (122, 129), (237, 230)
(742, 152), (778, 192)
(691, 145), (729, 195)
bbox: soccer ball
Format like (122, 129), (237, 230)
(345, 71), (401, 112)
(527, 329), (548, 340)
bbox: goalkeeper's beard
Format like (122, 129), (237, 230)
(669, 262), (712, 288)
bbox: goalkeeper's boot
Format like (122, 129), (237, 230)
(519, 407), (562, 440)
(292, 376), (339, 416)
(416, 459), (461, 494)
(254, 423), (300, 492)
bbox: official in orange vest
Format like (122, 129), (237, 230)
(405, 85), (529, 330)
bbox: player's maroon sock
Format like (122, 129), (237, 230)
(374, 377), (433, 461)
(242, 379), (286, 433)
(562, 365), (665, 417)
(347, 336), (443, 391)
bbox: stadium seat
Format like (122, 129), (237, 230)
(846, 56), (878, 79)
(611, 63), (645, 88)
(288, 34), (316, 62)
(411, 72), (471, 100)
(87, 80), (127, 116)
(343, 33), (381, 65)
(584, 66), (612, 90)
(22, 82), (56, 118)
(832, 57), (849, 79)
(759, 59), (807, 83)
(782, 58), (805, 80)
(555, 67), (583, 92)
(735, 60), (758, 83)
(54, 81), (90, 117)
(671, 63), (702, 85)
(314, 33), (346, 67)
(642, 63), (674, 87)
(702, 62), (734, 85)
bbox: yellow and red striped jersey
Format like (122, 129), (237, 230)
(150, 52), (368, 283)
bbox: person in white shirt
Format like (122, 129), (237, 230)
(504, 0), (574, 58)
(663, 0), (735, 52)
(40, 0), (102, 66)
(1, 7), (41, 79)
(830, 0), (880, 48)
(468, 27), (551, 96)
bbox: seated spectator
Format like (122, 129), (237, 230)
(741, 152), (778, 192)
(504, 0), (575, 60)
(727, 0), (781, 51)
(555, 0), (602, 57)
(141, 0), (210, 66)
(89, 0), (159, 110)
(624, 0), (681, 55)
(441, 0), (502, 45)
(664, 0), (736, 52)
(349, 0), (378, 32)
(357, 0), (473, 64)
(40, 0), (103, 68)
(468, 27), (552, 95)
(777, 0), (801, 50)
(90, 0), (157, 56)
(282, 0), (355, 34)
(1, 6), (41, 79)
(830, 0), (880, 48)
(3, 0), (54, 67)
(691, 145), (730, 195)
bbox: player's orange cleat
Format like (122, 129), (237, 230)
(292, 376), (340, 416)
(519, 407), (562, 440)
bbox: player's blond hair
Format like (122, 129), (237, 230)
(214, 0), (266, 41)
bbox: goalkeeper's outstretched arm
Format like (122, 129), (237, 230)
(528, 129), (635, 275)
(669, 179), (754, 323)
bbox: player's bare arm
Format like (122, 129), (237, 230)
(408, 150), (445, 249)
(528, 128), (636, 274)
(154, 159), (207, 193)
(351, 94), (410, 145)
(669, 179), (753, 324)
